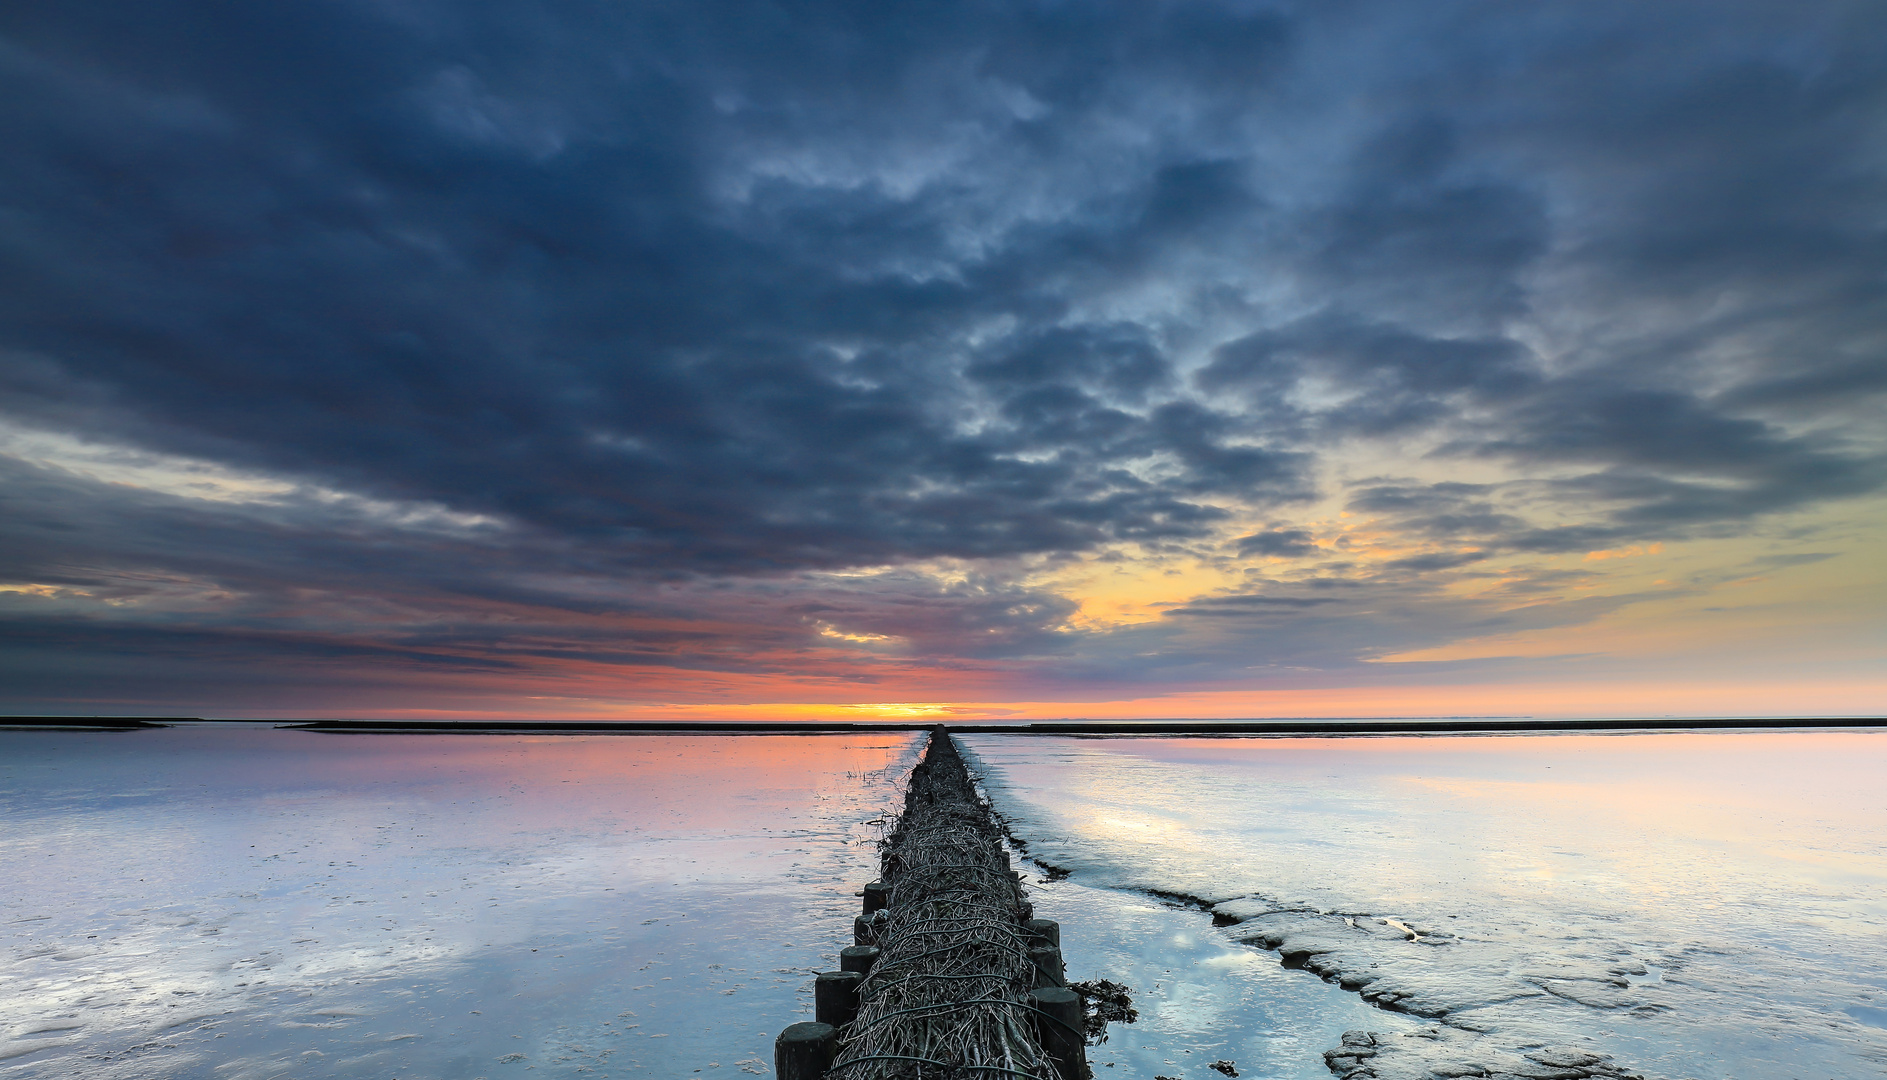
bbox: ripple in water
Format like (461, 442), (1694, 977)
(0, 725), (920, 1080)
(962, 730), (1887, 1080)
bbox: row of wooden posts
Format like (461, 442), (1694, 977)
(773, 877), (1087, 1080)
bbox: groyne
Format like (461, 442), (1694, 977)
(777, 729), (1084, 1080)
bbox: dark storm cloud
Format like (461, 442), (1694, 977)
(1198, 312), (1541, 437)
(1049, 573), (1670, 698)
(1164, 593), (1337, 614)
(1233, 528), (1318, 558)
(0, 0), (1317, 578)
(1381, 550), (1491, 573)
(2, 0), (1885, 702)
(1303, 115), (1549, 328)
(1340, 370), (1886, 553)
(0, 449), (1080, 668)
(967, 324), (1172, 405)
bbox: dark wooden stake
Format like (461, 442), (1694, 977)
(774, 1021), (837, 1080)
(1029, 944), (1067, 988)
(840, 945), (881, 973)
(1028, 987), (1087, 1080)
(814, 970), (863, 1027)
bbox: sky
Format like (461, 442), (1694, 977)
(1, 0), (1883, 720)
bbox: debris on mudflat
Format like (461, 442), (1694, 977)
(1207, 1061), (1238, 1077)
(1069, 977), (1138, 1041)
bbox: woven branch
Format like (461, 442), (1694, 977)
(830, 730), (1060, 1080)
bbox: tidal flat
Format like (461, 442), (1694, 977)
(965, 731), (1887, 1080)
(2, 724), (1883, 1080)
(0, 726), (918, 1079)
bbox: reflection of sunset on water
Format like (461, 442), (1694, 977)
(1035, 731), (1887, 904)
(966, 729), (1887, 1080)
(150, 727), (920, 833)
(0, 726), (922, 1080)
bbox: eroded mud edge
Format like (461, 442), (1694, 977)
(957, 751), (1653, 1080)
(1209, 899), (1649, 1080)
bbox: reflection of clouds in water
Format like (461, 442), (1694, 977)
(1021, 872), (1415, 1079)
(1149, 980), (1237, 1036)
(966, 732), (1887, 1080)
(1, 726), (920, 1079)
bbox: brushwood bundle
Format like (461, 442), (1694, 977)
(829, 731), (1071, 1080)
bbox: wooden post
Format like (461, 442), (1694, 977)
(1028, 944), (1066, 988)
(1026, 918), (1061, 947)
(814, 970), (863, 1027)
(840, 945), (881, 973)
(774, 1022), (837, 1080)
(1028, 987), (1087, 1080)
(862, 880), (890, 913)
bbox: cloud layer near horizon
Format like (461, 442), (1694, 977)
(2, 0), (1883, 714)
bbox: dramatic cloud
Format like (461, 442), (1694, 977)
(1, 0), (1882, 715)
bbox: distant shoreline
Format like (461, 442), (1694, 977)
(3, 715), (1882, 735)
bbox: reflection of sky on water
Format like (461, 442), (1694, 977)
(1, 725), (919, 1079)
(11, 726), (1886, 1080)
(964, 731), (1887, 1080)
(1023, 871), (1417, 1080)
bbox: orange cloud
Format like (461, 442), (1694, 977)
(1584, 542), (1664, 561)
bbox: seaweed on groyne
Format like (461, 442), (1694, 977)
(781, 728), (1083, 1080)
(841, 730), (1072, 1080)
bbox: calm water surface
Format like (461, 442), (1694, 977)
(3, 724), (1413, 1080)
(963, 731), (1887, 1080)
(7, 726), (1884, 1080)
(1, 725), (918, 1080)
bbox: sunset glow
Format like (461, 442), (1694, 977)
(2, 2), (1883, 719)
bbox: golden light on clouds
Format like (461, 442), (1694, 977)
(5, 0), (1885, 721)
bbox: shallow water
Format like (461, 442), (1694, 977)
(8, 726), (1885, 1080)
(962, 731), (1887, 1080)
(2, 724), (1436, 1080)
(0, 725), (919, 1079)
(1015, 870), (1417, 1079)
